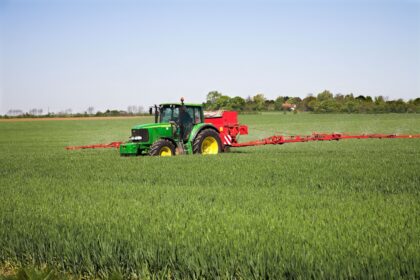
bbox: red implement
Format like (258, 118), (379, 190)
(231, 133), (420, 147)
(204, 110), (248, 146)
(65, 141), (123, 150)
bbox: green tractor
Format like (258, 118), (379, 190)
(120, 99), (222, 156)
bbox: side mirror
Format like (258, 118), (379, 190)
(154, 105), (159, 123)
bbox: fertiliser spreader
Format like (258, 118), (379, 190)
(66, 99), (420, 156)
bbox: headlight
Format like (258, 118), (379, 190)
(131, 136), (143, 141)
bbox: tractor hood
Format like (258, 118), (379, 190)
(131, 123), (171, 130)
(129, 122), (174, 144)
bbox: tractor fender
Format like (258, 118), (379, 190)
(188, 123), (220, 144)
(160, 137), (177, 148)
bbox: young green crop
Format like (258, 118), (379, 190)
(0, 113), (419, 279)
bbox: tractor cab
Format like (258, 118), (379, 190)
(156, 103), (204, 141)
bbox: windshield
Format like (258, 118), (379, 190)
(160, 106), (179, 123)
(159, 105), (202, 124)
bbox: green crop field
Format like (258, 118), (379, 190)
(1, 113), (420, 279)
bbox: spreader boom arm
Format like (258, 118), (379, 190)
(231, 133), (420, 147)
(65, 142), (123, 150)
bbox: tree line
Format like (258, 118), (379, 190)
(3, 91), (419, 118)
(2, 106), (147, 118)
(203, 90), (420, 113)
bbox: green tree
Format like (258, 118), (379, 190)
(205, 91), (223, 109)
(230, 96), (246, 111)
(344, 101), (357, 113)
(412, 98), (420, 106)
(253, 94), (266, 111)
(264, 100), (276, 111)
(355, 95), (366, 102)
(217, 95), (232, 109)
(308, 99), (319, 112)
(287, 97), (302, 105)
(334, 94), (345, 102)
(317, 99), (338, 113)
(302, 95), (317, 111)
(344, 94), (355, 102)
(317, 90), (334, 102)
(274, 96), (285, 111)
(374, 96), (385, 105)
(407, 98), (420, 113)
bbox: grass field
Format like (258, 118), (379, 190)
(1, 113), (420, 279)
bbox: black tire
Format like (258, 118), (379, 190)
(148, 139), (176, 156)
(193, 129), (222, 155)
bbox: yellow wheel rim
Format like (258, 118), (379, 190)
(160, 146), (172, 157)
(201, 136), (219, 155)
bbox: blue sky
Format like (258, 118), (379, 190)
(1, 0), (419, 114)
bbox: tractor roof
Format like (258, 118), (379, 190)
(160, 103), (202, 107)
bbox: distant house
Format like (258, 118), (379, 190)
(282, 102), (297, 111)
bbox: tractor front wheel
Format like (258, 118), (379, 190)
(149, 139), (176, 157)
(193, 129), (222, 155)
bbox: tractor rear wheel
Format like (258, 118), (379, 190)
(193, 129), (222, 155)
(149, 139), (176, 157)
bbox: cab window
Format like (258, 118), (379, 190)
(172, 107), (179, 122)
(194, 108), (202, 123)
(160, 107), (172, 123)
(186, 107), (194, 123)
(160, 106), (179, 123)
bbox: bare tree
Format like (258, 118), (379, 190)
(127, 105), (145, 115)
(87, 106), (95, 115)
(29, 108), (38, 116)
(7, 109), (23, 116)
(127, 106), (134, 115)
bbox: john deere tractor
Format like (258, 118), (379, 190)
(119, 99), (222, 156)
